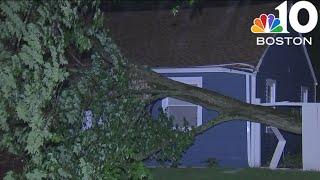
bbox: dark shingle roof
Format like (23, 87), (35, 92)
(105, 2), (277, 68)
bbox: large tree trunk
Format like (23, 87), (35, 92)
(130, 65), (301, 134)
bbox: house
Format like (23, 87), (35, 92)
(105, 2), (317, 168)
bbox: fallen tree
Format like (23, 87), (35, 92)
(95, 35), (302, 135)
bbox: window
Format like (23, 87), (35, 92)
(301, 86), (309, 102)
(162, 77), (202, 127)
(266, 79), (276, 103)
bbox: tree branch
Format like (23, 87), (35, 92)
(131, 66), (302, 134)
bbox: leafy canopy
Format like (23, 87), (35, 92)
(0, 1), (193, 179)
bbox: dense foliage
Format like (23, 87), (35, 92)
(0, 1), (194, 179)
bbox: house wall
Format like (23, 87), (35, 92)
(151, 72), (248, 167)
(256, 38), (315, 165)
(256, 44), (315, 103)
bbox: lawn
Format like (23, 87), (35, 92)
(150, 167), (320, 180)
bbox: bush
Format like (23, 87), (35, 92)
(206, 158), (220, 168)
(280, 153), (302, 169)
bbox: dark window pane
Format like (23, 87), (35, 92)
(167, 106), (197, 127)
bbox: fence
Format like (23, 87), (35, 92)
(302, 103), (320, 171)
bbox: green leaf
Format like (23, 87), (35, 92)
(25, 169), (46, 180)
(4, 171), (16, 180)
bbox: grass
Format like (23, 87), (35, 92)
(150, 167), (320, 180)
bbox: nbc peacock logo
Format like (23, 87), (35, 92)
(251, 14), (283, 33)
(251, 1), (318, 46)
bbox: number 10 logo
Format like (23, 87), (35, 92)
(251, 1), (318, 34)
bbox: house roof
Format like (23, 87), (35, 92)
(105, 2), (277, 68)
